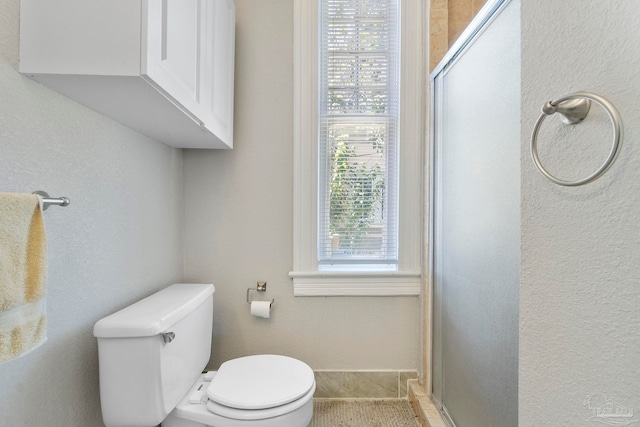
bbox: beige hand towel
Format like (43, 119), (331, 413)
(0, 193), (47, 364)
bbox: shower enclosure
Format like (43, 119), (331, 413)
(430, 1), (520, 426)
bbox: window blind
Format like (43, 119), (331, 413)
(318, 0), (400, 268)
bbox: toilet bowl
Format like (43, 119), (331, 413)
(93, 283), (315, 427)
(164, 354), (316, 427)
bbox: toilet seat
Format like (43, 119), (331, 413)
(206, 354), (315, 419)
(205, 383), (315, 421)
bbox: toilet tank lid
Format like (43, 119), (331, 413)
(93, 283), (214, 338)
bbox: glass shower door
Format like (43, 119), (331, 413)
(430, 1), (520, 426)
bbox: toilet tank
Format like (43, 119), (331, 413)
(93, 283), (214, 427)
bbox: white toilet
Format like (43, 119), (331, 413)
(93, 283), (315, 427)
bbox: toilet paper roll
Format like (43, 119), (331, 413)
(250, 300), (271, 318)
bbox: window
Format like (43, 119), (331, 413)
(291, 0), (423, 296)
(318, 0), (399, 270)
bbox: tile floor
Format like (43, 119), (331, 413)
(308, 399), (421, 427)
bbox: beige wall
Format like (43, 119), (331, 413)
(0, 0), (184, 425)
(183, 0), (421, 371)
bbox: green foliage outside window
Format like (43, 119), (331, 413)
(329, 127), (385, 253)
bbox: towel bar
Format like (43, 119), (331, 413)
(33, 191), (70, 210)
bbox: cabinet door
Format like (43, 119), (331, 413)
(200, 0), (236, 146)
(143, 0), (206, 124)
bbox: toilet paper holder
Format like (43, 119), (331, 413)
(246, 282), (274, 305)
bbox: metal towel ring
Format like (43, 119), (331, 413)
(530, 92), (623, 186)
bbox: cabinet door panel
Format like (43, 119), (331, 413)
(200, 0), (235, 145)
(144, 0), (204, 123)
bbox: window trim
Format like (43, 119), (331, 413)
(291, 0), (424, 296)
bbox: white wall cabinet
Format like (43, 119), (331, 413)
(20, 0), (235, 149)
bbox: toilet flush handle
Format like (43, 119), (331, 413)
(161, 332), (175, 343)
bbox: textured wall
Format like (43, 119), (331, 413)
(0, 0), (184, 425)
(183, 0), (420, 371)
(520, 1), (640, 425)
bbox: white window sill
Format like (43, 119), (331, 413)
(289, 271), (421, 296)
